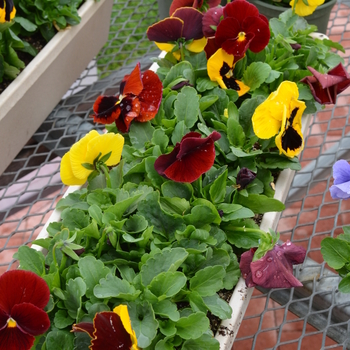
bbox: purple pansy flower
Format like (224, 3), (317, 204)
(329, 159), (350, 199)
(240, 241), (306, 288)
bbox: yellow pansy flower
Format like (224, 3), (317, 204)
(207, 48), (250, 97)
(113, 305), (139, 350)
(0, 0), (15, 23)
(290, 0), (325, 17)
(60, 130), (124, 186)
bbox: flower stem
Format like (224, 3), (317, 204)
(101, 164), (112, 188)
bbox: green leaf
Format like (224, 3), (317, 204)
(140, 248), (189, 287)
(174, 86), (199, 128)
(160, 197), (190, 216)
(175, 312), (209, 340)
(15, 16), (38, 31)
(105, 193), (142, 220)
(243, 62), (271, 91)
(227, 116), (245, 147)
(78, 256), (110, 298)
(203, 294), (232, 320)
(161, 181), (193, 200)
(181, 334), (220, 350)
(235, 193), (285, 213)
(321, 237), (350, 269)
(148, 271), (187, 300)
(128, 301), (159, 348)
(190, 266), (225, 296)
(53, 310), (75, 329)
(145, 156), (166, 189)
(223, 259), (241, 290)
(14, 246), (45, 276)
(45, 329), (74, 350)
(196, 77), (218, 92)
(64, 277), (86, 319)
(152, 128), (169, 153)
(129, 121), (155, 149)
(152, 299), (180, 321)
(338, 274), (350, 293)
(225, 224), (262, 249)
(199, 95), (219, 112)
(61, 208), (90, 230)
(171, 120), (190, 145)
(94, 273), (140, 301)
(209, 169), (228, 204)
(163, 61), (194, 87)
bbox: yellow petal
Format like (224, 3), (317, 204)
(69, 130), (100, 179)
(60, 152), (87, 186)
(290, 0), (324, 16)
(185, 37), (208, 53)
(252, 100), (283, 139)
(85, 133), (124, 166)
(0, 4), (15, 23)
(155, 42), (176, 53)
(275, 100), (305, 157)
(207, 48), (234, 83)
(236, 80), (250, 97)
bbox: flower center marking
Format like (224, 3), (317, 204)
(237, 32), (246, 42)
(7, 318), (17, 328)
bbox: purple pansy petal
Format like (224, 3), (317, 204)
(332, 159), (350, 185)
(328, 63), (350, 94)
(236, 167), (256, 189)
(202, 7), (223, 37)
(330, 182), (350, 199)
(307, 66), (345, 89)
(240, 241), (306, 289)
(147, 17), (184, 43)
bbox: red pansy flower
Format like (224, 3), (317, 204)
(147, 7), (207, 58)
(300, 63), (350, 105)
(169, 0), (221, 16)
(0, 270), (50, 350)
(215, 0), (270, 59)
(240, 241), (306, 288)
(73, 305), (138, 350)
(154, 131), (221, 183)
(92, 63), (162, 133)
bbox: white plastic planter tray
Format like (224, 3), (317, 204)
(0, 0), (113, 175)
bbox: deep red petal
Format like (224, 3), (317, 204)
(91, 312), (132, 350)
(169, 0), (194, 15)
(154, 143), (181, 177)
(147, 17), (184, 42)
(250, 246), (304, 288)
(173, 7), (204, 40)
(72, 322), (95, 338)
(307, 66), (345, 89)
(115, 97), (140, 133)
(137, 70), (163, 122)
(157, 131), (221, 183)
(208, 0), (222, 7)
(0, 308), (8, 331)
(203, 7), (223, 38)
(92, 95), (120, 124)
(224, 0), (259, 22)
(0, 326), (34, 350)
(215, 17), (240, 50)
(242, 16), (270, 53)
(0, 271), (50, 314)
(280, 241), (306, 266)
(301, 75), (336, 104)
(204, 37), (220, 59)
(11, 303), (50, 336)
(122, 63), (144, 96)
(329, 64), (350, 94)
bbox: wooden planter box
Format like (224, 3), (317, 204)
(0, 0), (113, 175)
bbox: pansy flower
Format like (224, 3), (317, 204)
(252, 81), (306, 158)
(300, 64), (350, 105)
(0, 270), (50, 350)
(290, 0), (325, 16)
(60, 130), (124, 186)
(0, 0), (15, 23)
(73, 305), (139, 350)
(154, 131), (221, 183)
(202, 6), (223, 38)
(207, 48), (249, 96)
(147, 7), (207, 59)
(329, 160), (350, 200)
(92, 63), (162, 133)
(240, 241), (306, 288)
(236, 167), (256, 189)
(170, 0), (221, 15)
(215, 0), (270, 60)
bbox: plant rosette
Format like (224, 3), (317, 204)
(9, 1), (350, 349)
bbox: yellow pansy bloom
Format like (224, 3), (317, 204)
(113, 305), (139, 350)
(0, 0), (15, 23)
(60, 130), (124, 186)
(207, 48), (250, 96)
(290, 0), (325, 16)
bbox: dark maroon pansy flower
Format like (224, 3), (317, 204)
(73, 311), (135, 350)
(147, 7), (204, 44)
(154, 131), (221, 183)
(202, 6), (223, 38)
(236, 167), (256, 189)
(215, 0), (270, 59)
(92, 63), (162, 133)
(290, 43), (301, 50)
(300, 63), (350, 105)
(240, 241), (306, 288)
(0, 270), (50, 350)
(169, 0), (221, 16)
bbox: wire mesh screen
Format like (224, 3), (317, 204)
(0, 1), (350, 349)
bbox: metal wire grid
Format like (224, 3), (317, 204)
(0, 1), (350, 349)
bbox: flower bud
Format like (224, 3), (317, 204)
(236, 167), (256, 189)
